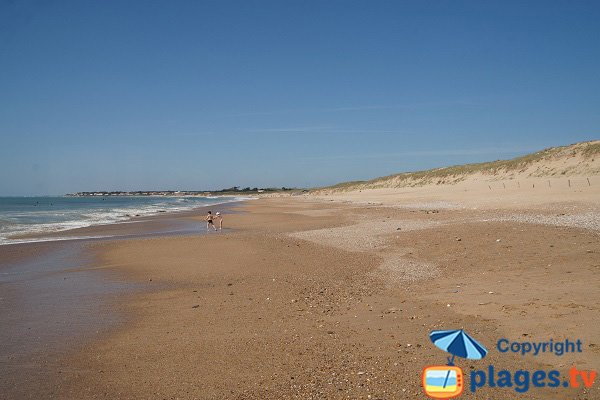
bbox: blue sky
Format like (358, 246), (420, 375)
(1, 1), (599, 195)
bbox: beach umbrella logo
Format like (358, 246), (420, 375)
(422, 329), (488, 399)
(429, 329), (488, 365)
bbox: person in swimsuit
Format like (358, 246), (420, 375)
(206, 211), (217, 231)
(215, 212), (223, 230)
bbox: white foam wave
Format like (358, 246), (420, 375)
(0, 196), (248, 245)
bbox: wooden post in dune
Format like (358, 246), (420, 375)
(588, 178), (591, 186)
(548, 180), (551, 188)
(488, 185), (491, 190)
(503, 182), (506, 189)
(518, 181), (520, 189)
(568, 179), (571, 188)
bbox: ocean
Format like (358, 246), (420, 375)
(0, 196), (246, 245)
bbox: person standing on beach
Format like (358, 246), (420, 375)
(215, 212), (223, 230)
(206, 211), (217, 231)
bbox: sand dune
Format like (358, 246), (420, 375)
(313, 140), (600, 192)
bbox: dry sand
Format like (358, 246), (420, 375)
(310, 175), (600, 211)
(1, 187), (599, 399)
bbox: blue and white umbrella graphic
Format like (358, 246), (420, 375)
(429, 329), (488, 388)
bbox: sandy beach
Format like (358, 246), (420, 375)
(1, 183), (598, 399)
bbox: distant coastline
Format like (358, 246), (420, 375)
(66, 187), (300, 197)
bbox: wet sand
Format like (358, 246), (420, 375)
(1, 197), (599, 399)
(0, 241), (134, 398)
(0, 203), (238, 399)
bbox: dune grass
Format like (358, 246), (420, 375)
(581, 141), (600, 158)
(313, 140), (599, 192)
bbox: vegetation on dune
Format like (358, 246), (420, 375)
(313, 140), (599, 192)
(581, 141), (600, 158)
(320, 180), (367, 190)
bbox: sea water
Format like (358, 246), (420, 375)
(0, 196), (245, 245)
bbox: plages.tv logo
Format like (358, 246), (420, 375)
(422, 329), (488, 399)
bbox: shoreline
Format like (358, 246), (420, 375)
(0, 197), (250, 246)
(0, 201), (245, 398)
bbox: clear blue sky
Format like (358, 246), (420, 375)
(1, 0), (599, 195)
